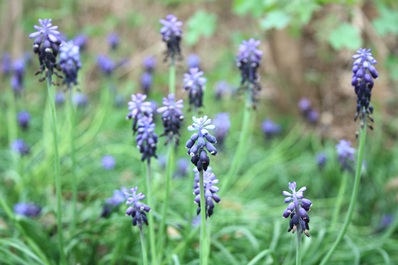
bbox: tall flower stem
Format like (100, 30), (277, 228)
(169, 58), (176, 95)
(145, 162), (157, 264)
(296, 232), (302, 265)
(46, 73), (66, 264)
(330, 171), (349, 231)
(199, 170), (209, 265)
(320, 125), (367, 265)
(67, 87), (78, 232)
(139, 228), (149, 265)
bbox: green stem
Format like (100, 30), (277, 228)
(296, 231), (302, 265)
(140, 228), (148, 265)
(7, 86), (18, 167)
(46, 73), (66, 264)
(320, 125), (367, 265)
(330, 171), (349, 231)
(199, 170), (208, 265)
(169, 58), (175, 95)
(145, 162), (157, 264)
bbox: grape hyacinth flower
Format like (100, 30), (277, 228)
(236, 38), (262, 103)
(336, 139), (355, 171)
(11, 139), (30, 156)
(11, 58), (25, 94)
(215, 81), (231, 101)
(125, 186), (151, 228)
(1, 52), (11, 76)
(73, 93), (88, 108)
(186, 116), (217, 171)
(262, 119), (282, 140)
(351, 48), (378, 128)
(55, 92), (65, 105)
(97, 55), (116, 76)
(187, 54), (201, 69)
(160, 14), (183, 61)
(101, 188), (127, 217)
(316, 152), (327, 170)
(14, 203), (41, 217)
(59, 41), (81, 87)
(143, 56), (156, 73)
(157, 94), (184, 145)
(107, 32), (120, 51)
(126, 93), (153, 134)
(282, 181), (312, 237)
(136, 116), (158, 163)
(140, 72), (153, 95)
(298, 97), (319, 124)
(193, 167), (221, 218)
(73, 34), (88, 51)
(102, 155), (116, 170)
(183, 67), (206, 109)
(213, 113), (230, 147)
(17, 111), (31, 130)
(29, 19), (62, 79)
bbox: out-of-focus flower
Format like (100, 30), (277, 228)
(213, 113), (230, 147)
(262, 119), (282, 139)
(126, 93), (153, 134)
(186, 116), (217, 171)
(1, 52), (11, 76)
(97, 54), (115, 75)
(143, 56), (156, 73)
(187, 54), (201, 69)
(102, 155), (116, 170)
(282, 181), (312, 237)
(11, 139), (30, 156)
(17, 111), (31, 130)
(336, 139), (355, 171)
(55, 92), (65, 105)
(59, 41), (81, 87)
(316, 152), (327, 170)
(101, 188), (127, 218)
(183, 67), (206, 109)
(193, 167), (221, 218)
(136, 116), (158, 163)
(125, 186), (151, 228)
(14, 203), (41, 217)
(107, 33), (120, 51)
(214, 81), (231, 101)
(73, 93), (88, 108)
(351, 48), (378, 126)
(160, 14), (183, 61)
(157, 94), (184, 145)
(73, 34), (88, 51)
(174, 158), (190, 178)
(11, 58), (25, 94)
(140, 72), (152, 95)
(298, 97), (319, 124)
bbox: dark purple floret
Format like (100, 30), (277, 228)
(282, 181), (312, 237)
(102, 155), (116, 170)
(59, 41), (81, 87)
(157, 94), (184, 145)
(262, 119), (282, 139)
(140, 72), (152, 95)
(143, 56), (156, 73)
(298, 97), (319, 124)
(213, 113), (230, 147)
(186, 116), (217, 171)
(101, 188), (127, 217)
(136, 116), (158, 163)
(351, 48), (378, 127)
(1, 52), (11, 75)
(236, 38), (262, 103)
(73, 93), (88, 108)
(107, 32), (120, 51)
(17, 111), (31, 130)
(73, 34), (88, 51)
(29, 19), (62, 79)
(316, 152), (327, 170)
(14, 203), (41, 217)
(187, 54), (201, 69)
(11, 139), (30, 156)
(11, 58), (25, 95)
(336, 139), (355, 171)
(97, 55), (116, 76)
(193, 167), (221, 218)
(126, 93), (153, 134)
(124, 186), (151, 228)
(183, 67), (206, 109)
(160, 14), (183, 62)
(174, 158), (190, 178)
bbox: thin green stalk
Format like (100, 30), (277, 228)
(7, 86), (18, 167)
(330, 171), (349, 231)
(169, 58), (175, 95)
(139, 228), (148, 265)
(67, 87), (78, 232)
(46, 73), (66, 264)
(145, 162), (157, 264)
(320, 125), (367, 265)
(199, 170), (208, 265)
(296, 232), (302, 265)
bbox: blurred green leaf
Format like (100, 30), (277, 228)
(233, 0), (264, 17)
(328, 23), (362, 50)
(185, 10), (217, 46)
(260, 10), (291, 30)
(372, 3), (398, 36)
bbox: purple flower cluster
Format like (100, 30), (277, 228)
(107, 32), (120, 51)
(73, 34), (88, 51)
(351, 48), (378, 126)
(140, 56), (156, 95)
(59, 41), (81, 87)
(136, 116), (158, 163)
(186, 116), (217, 171)
(101, 188), (127, 217)
(187, 54), (201, 69)
(193, 167), (221, 218)
(157, 94), (184, 145)
(262, 119), (282, 139)
(298, 97), (319, 124)
(282, 182), (312, 237)
(14, 203), (41, 217)
(160, 14), (183, 61)
(183, 68), (206, 109)
(97, 55), (116, 76)
(102, 155), (116, 170)
(11, 139), (30, 156)
(214, 81), (232, 101)
(316, 152), (327, 170)
(213, 113), (230, 147)
(11, 58), (25, 94)
(336, 139), (355, 171)
(1, 52), (11, 76)
(125, 186), (151, 228)
(126, 93), (153, 134)
(17, 111), (31, 130)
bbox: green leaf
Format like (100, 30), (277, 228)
(185, 10), (217, 46)
(260, 10), (291, 30)
(328, 23), (362, 50)
(372, 4), (398, 36)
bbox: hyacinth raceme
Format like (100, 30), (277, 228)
(97, 55), (116, 76)
(59, 41), (81, 87)
(236, 38), (262, 103)
(12, 139), (30, 156)
(183, 67), (206, 109)
(213, 113), (230, 147)
(107, 32), (120, 51)
(262, 119), (282, 139)
(11, 58), (26, 94)
(17, 111), (31, 130)
(160, 14), (183, 61)
(193, 167), (221, 218)
(101, 188), (127, 218)
(14, 203), (41, 218)
(298, 97), (319, 124)
(126, 93), (153, 134)
(336, 139), (355, 171)
(124, 186), (151, 228)
(136, 116), (158, 163)
(186, 116), (217, 171)
(351, 48), (378, 127)
(282, 182), (312, 237)
(157, 94), (184, 145)
(143, 56), (156, 73)
(29, 19), (62, 79)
